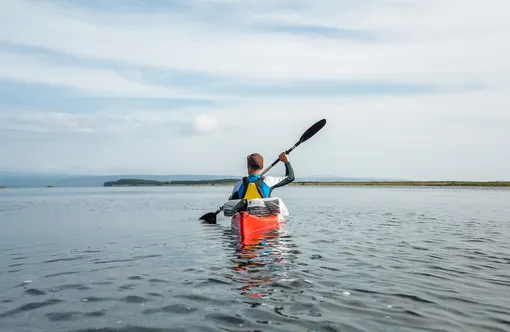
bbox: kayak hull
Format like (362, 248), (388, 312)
(231, 211), (281, 245)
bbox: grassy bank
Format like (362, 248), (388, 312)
(289, 181), (510, 187)
(103, 179), (510, 187)
(2, 181), (509, 188)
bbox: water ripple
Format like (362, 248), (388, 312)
(0, 299), (63, 318)
(142, 304), (198, 315)
(93, 254), (161, 264)
(1, 187), (509, 332)
(43, 256), (87, 263)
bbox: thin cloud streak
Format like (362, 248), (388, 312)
(1, 0), (507, 85)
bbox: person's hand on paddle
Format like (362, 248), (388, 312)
(279, 152), (289, 163)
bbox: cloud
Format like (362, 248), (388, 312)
(0, 0), (508, 179)
(2, 0), (507, 85)
(0, 51), (214, 99)
(191, 113), (220, 134)
(0, 110), (228, 139)
(1, 88), (508, 179)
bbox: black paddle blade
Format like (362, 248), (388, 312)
(199, 212), (218, 224)
(299, 118), (326, 144)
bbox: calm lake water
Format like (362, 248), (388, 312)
(1, 186), (509, 332)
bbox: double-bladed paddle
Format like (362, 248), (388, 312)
(199, 118), (327, 224)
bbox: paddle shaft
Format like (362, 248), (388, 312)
(259, 142), (300, 177)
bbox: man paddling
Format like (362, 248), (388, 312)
(229, 152), (295, 200)
(199, 119), (325, 223)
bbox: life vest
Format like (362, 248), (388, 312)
(240, 176), (266, 199)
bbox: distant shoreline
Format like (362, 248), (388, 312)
(101, 179), (510, 188)
(2, 180), (509, 189)
(290, 181), (510, 187)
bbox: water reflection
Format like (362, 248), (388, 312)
(226, 224), (299, 299)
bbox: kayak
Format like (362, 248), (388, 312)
(223, 197), (289, 245)
(231, 211), (282, 245)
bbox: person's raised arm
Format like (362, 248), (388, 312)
(264, 152), (295, 191)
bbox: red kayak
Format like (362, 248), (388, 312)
(231, 211), (282, 245)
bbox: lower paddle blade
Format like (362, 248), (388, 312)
(299, 118), (326, 144)
(199, 212), (218, 224)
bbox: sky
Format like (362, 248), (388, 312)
(1, 0), (509, 180)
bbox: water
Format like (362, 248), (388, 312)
(1, 186), (509, 332)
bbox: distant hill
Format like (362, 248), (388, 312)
(52, 174), (239, 188)
(104, 178), (240, 187)
(0, 171), (402, 188)
(0, 172), (239, 188)
(0, 171), (69, 188)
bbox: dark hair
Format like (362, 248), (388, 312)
(247, 153), (263, 170)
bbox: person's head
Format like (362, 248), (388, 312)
(247, 153), (264, 174)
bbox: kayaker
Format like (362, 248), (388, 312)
(229, 152), (295, 200)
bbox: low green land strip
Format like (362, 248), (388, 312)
(102, 179), (510, 187)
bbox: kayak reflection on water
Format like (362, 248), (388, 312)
(227, 228), (298, 299)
